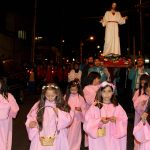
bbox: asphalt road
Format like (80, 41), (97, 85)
(12, 90), (134, 150)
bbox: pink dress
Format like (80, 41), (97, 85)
(67, 94), (86, 150)
(133, 89), (144, 125)
(25, 100), (73, 150)
(133, 94), (149, 126)
(0, 93), (19, 150)
(132, 90), (148, 150)
(83, 84), (100, 147)
(133, 121), (150, 150)
(133, 90), (141, 104)
(83, 103), (128, 150)
(83, 85), (100, 108)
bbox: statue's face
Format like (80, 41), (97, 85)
(112, 3), (117, 10)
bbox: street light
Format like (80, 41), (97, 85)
(80, 35), (95, 63)
(97, 45), (100, 49)
(90, 36), (94, 40)
(35, 36), (43, 40)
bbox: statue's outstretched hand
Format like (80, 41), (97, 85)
(124, 16), (128, 20)
(100, 19), (103, 23)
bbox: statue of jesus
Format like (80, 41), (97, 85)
(100, 2), (128, 56)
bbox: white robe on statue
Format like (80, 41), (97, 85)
(101, 11), (126, 56)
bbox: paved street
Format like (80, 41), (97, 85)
(12, 91), (38, 150)
(12, 90), (134, 150)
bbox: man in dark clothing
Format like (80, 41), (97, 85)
(81, 56), (94, 88)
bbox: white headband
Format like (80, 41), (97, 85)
(100, 81), (115, 91)
(42, 84), (58, 90)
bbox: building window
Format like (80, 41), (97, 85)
(18, 30), (26, 40)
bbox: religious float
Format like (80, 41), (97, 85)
(99, 54), (130, 68)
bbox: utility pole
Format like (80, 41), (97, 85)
(31, 0), (37, 65)
(80, 40), (84, 63)
(80, 36), (95, 63)
(139, 0), (143, 55)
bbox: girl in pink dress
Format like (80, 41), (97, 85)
(83, 81), (128, 150)
(133, 81), (150, 150)
(83, 71), (101, 109)
(133, 74), (150, 105)
(0, 77), (19, 150)
(65, 80), (86, 150)
(25, 83), (73, 150)
(132, 74), (150, 150)
(83, 71), (101, 147)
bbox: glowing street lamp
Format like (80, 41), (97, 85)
(145, 58), (150, 64)
(90, 36), (94, 40)
(35, 36), (43, 40)
(97, 45), (100, 49)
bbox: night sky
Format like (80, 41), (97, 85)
(36, 0), (133, 44)
(34, 0), (150, 56)
(1, 0), (150, 56)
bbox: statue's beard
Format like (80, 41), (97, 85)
(75, 69), (79, 73)
(112, 7), (116, 11)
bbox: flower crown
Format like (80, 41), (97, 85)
(99, 81), (115, 91)
(42, 84), (59, 90)
(145, 72), (150, 76)
(72, 80), (80, 86)
(69, 79), (80, 86)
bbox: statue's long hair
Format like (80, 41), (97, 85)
(109, 1), (118, 11)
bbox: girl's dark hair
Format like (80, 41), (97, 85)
(0, 77), (8, 99)
(144, 97), (150, 125)
(139, 74), (150, 96)
(95, 85), (118, 109)
(37, 83), (70, 131)
(86, 72), (101, 85)
(65, 80), (85, 103)
(144, 79), (150, 95)
(144, 81), (150, 125)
